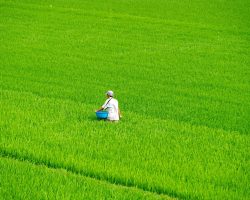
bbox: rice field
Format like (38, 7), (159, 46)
(0, 0), (250, 199)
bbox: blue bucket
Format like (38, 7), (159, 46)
(96, 111), (108, 119)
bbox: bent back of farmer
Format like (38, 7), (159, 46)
(96, 90), (120, 121)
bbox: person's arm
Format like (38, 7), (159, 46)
(95, 99), (108, 112)
(95, 107), (104, 112)
(96, 98), (111, 112)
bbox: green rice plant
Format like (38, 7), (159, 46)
(1, 90), (249, 199)
(0, 157), (169, 200)
(0, 0), (249, 199)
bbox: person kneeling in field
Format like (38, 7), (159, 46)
(95, 90), (121, 122)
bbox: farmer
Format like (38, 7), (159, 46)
(95, 90), (121, 121)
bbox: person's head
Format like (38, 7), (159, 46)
(106, 90), (114, 98)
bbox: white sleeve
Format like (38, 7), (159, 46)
(102, 99), (109, 109)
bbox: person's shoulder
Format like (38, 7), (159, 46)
(110, 98), (117, 102)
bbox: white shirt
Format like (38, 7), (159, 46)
(102, 97), (119, 121)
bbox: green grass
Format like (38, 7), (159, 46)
(0, 157), (168, 200)
(0, 0), (250, 199)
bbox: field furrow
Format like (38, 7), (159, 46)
(0, 156), (171, 200)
